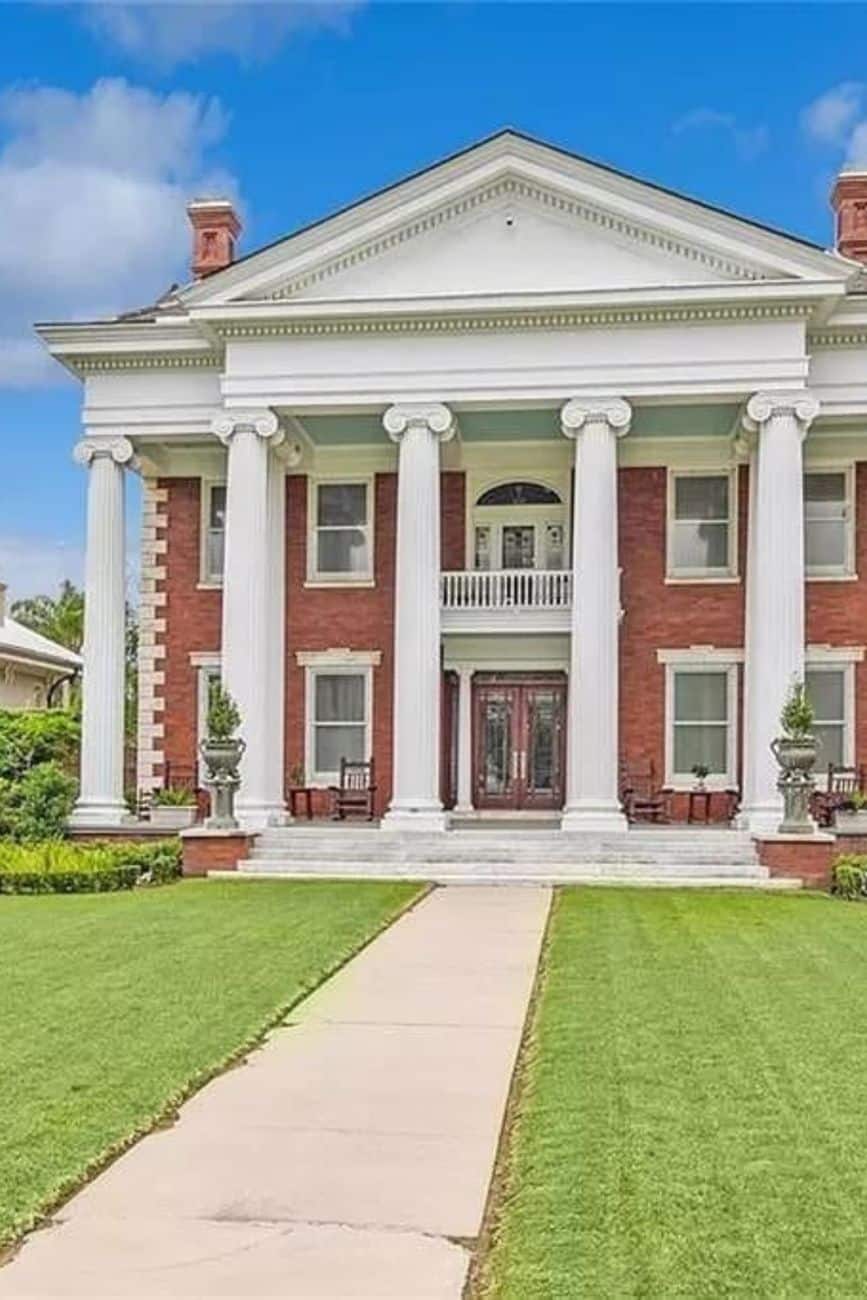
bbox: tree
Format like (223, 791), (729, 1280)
(11, 580), (84, 652)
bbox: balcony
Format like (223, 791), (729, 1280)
(440, 569), (572, 633)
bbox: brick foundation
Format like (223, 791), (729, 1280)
(755, 835), (836, 888)
(181, 831), (253, 876)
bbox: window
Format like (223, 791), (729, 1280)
(664, 660), (738, 788)
(305, 666), (372, 783)
(668, 472), (734, 578)
(202, 483), (226, 584)
(477, 482), (562, 507)
(804, 470), (853, 577)
(805, 666), (852, 770)
(471, 479), (567, 572)
(310, 481), (372, 582)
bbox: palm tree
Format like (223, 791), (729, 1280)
(11, 580), (84, 652)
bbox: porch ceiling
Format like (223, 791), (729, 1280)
(294, 403), (740, 445)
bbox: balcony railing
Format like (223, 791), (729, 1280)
(440, 569), (572, 611)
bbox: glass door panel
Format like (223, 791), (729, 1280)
(523, 687), (565, 809)
(501, 525), (535, 570)
(472, 678), (566, 810)
(474, 687), (519, 808)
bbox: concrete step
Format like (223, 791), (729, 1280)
(221, 864), (794, 889)
(236, 857), (768, 880)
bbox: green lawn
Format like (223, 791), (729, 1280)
(0, 878), (420, 1246)
(477, 889), (867, 1299)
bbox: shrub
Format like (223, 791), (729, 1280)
(207, 683), (241, 741)
(780, 679), (815, 739)
(152, 786), (196, 807)
(0, 839), (182, 894)
(832, 854), (867, 901)
(0, 763), (76, 842)
(0, 710), (79, 780)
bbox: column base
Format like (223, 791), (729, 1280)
(381, 802), (448, 834)
(234, 802), (292, 832)
(735, 802), (784, 835)
(561, 802), (628, 834)
(68, 800), (134, 829)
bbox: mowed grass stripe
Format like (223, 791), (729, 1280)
(477, 888), (867, 1298)
(0, 879), (421, 1246)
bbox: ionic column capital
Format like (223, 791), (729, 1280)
(212, 408), (284, 447)
(560, 396), (632, 440)
(743, 390), (820, 440)
(73, 436), (136, 468)
(383, 402), (456, 444)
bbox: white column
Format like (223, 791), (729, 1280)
(213, 410), (289, 829)
(382, 402), (455, 832)
(69, 437), (133, 827)
(560, 397), (632, 832)
(738, 391), (819, 833)
(454, 667), (474, 815)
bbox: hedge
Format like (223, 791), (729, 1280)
(0, 840), (182, 895)
(831, 854), (867, 901)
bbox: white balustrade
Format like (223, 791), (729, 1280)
(440, 569), (572, 610)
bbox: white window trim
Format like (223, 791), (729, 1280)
(804, 462), (856, 581)
(298, 649), (379, 787)
(306, 475), (375, 586)
(663, 658), (739, 791)
(666, 467), (738, 582)
(198, 479), (226, 588)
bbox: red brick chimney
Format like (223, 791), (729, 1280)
(831, 171), (867, 262)
(187, 199), (241, 279)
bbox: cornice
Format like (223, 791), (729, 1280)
(808, 328), (867, 349)
(213, 299), (813, 341)
(71, 352), (220, 376)
(265, 177), (766, 300)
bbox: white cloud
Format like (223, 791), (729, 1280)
(802, 82), (863, 146)
(672, 108), (769, 161)
(0, 77), (238, 389)
(0, 534), (84, 601)
(85, 0), (365, 69)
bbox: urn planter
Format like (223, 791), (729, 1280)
(771, 734), (820, 835)
(770, 735), (819, 775)
(200, 735), (245, 830)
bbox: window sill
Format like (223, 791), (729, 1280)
(806, 572), (859, 583)
(664, 575), (740, 586)
(196, 580), (223, 591)
(304, 578), (376, 589)
(666, 779), (737, 793)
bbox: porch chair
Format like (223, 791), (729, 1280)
(329, 758), (377, 820)
(811, 764), (864, 827)
(620, 759), (672, 824)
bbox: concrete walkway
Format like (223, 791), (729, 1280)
(0, 886), (550, 1298)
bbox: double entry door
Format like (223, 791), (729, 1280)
(473, 675), (566, 810)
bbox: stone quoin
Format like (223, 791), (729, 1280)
(37, 130), (867, 858)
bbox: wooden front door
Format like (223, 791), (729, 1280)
(473, 676), (566, 810)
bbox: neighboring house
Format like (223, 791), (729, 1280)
(0, 583), (81, 710)
(36, 130), (867, 833)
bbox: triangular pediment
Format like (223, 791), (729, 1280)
(181, 132), (853, 310)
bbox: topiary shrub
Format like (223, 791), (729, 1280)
(832, 854), (867, 900)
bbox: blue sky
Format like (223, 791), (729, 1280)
(0, 1), (865, 598)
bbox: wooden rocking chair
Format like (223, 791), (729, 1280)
(811, 764), (865, 827)
(620, 759), (672, 824)
(329, 758), (377, 820)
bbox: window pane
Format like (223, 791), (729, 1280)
(814, 724), (844, 769)
(209, 485), (226, 529)
(672, 521), (729, 571)
(315, 724), (365, 772)
(675, 476), (728, 521)
(206, 528), (225, 579)
(674, 724), (728, 774)
(674, 672), (728, 723)
(317, 529), (369, 574)
(806, 670), (844, 722)
(474, 526), (492, 570)
(477, 481), (561, 506)
(318, 483), (367, 527)
(805, 519), (846, 569)
(804, 473), (846, 518)
(315, 674), (365, 723)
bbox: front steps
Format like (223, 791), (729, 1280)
(226, 825), (796, 888)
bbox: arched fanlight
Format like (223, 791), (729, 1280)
(476, 481), (562, 507)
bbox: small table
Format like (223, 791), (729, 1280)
(687, 788), (713, 824)
(288, 786), (315, 820)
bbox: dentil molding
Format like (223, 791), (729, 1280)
(560, 396), (632, 438)
(383, 402), (457, 443)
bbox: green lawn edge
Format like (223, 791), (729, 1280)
(1, 879), (428, 1250)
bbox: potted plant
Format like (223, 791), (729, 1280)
(771, 679), (819, 775)
(835, 789), (867, 834)
(200, 683), (245, 829)
(691, 763), (710, 790)
(151, 786), (197, 830)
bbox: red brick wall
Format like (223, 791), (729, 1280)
(284, 473), (397, 816)
(441, 471), (466, 570)
(806, 463), (867, 762)
(159, 478), (222, 782)
(618, 465), (749, 805)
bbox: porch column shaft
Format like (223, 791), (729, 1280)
(739, 391), (818, 832)
(214, 410), (288, 829)
(69, 437), (133, 827)
(382, 402), (455, 832)
(560, 397), (632, 832)
(455, 667), (474, 814)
